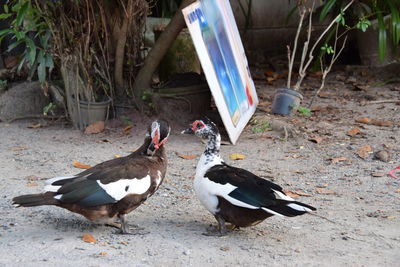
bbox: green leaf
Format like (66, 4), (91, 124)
(15, 31), (26, 40)
(0, 29), (13, 45)
(17, 56), (26, 72)
(0, 13), (12, 20)
(4, 4), (9, 13)
(320, 0), (337, 21)
(37, 50), (46, 83)
(26, 38), (36, 66)
(356, 18), (371, 32)
(0, 28), (13, 36)
(43, 102), (55, 115)
(45, 54), (54, 70)
(377, 11), (387, 62)
(15, 1), (29, 27)
(387, 1), (400, 45)
(297, 106), (311, 117)
(6, 40), (22, 52)
(37, 62), (46, 84)
(336, 10), (345, 26)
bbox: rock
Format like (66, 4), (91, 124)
(269, 119), (298, 137)
(0, 81), (50, 121)
(374, 150), (391, 162)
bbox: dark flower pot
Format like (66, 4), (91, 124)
(271, 88), (303, 115)
(71, 97), (111, 130)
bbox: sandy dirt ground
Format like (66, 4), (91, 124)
(0, 67), (399, 266)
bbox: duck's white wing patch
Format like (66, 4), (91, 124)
(202, 177), (259, 210)
(261, 207), (284, 217)
(97, 175), (151, 201)
(287, 203), (313, 212)
(272, 189), (294, 201)
(44, 176), (76, 192)
(155, 170), (162, 186)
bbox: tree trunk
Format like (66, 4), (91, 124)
(114, 1), (133, 98)
(132, 0), (195, 111)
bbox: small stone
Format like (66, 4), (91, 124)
(374, 150), (391, 162)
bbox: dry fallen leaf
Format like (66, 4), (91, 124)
(27, 123), (42, 129)
(357, 145), (373, 159)
(123, 125), (133, 135)
(371, 172), (385, 177)
(220, 246), (230, 251)
(309, 136), (323, 144)
(331, 157), (347, 163)
(82, 233), (96, 243)
(292, 190), (313, 197)
(114, 154), (122, 158)
(263, 69), (274, 76)
(356, 117), (371, 124)
(73, 160), (92, 169)
(315, 188), (335, 195)
(84, 121), (105, 135)
(282, 190), (304, 198)
(10, 146), (27, 151)
(353, 84), (369, 91)
(370, 119), (393, 127)
(178, 154), (197, 160)
(395, 189), (400, 193)
(229, 153), (246, 160)
(99, 252), (107, 256)
(26, 182), (38, 187)
(318, 91), (334, 98)
(356, 117), (393, 127)
(347, 128), (361, 137)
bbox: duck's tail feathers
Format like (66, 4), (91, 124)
(263, 200), (316, 217)
(12, 193), (58, 207)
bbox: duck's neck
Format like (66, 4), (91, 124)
(195, 133), (223, 178)
(201, 133), (223, 165)
(204, 133), (220, 156)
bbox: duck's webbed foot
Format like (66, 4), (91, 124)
(202, 214), (229, 237)
(114, 214), (148, 235)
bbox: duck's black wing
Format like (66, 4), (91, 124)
(204, 163), (316, 216)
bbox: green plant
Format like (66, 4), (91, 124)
(320, 0), (400, 61)
(297, 106), (311, 116)
(42, 102), (56, 115)
(0, 0), (53, 84)
(0, 79), (7, 91)
(120, 115), (133, 126)
(251, 120), (271, 133)
(287, 0), (354, 91)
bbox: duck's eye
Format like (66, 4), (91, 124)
(196, 122), (203, 128)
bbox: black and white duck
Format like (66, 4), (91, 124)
(182, 118), (316, 236)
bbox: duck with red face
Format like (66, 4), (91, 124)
(183, 118), (316, 236)
(13, 119), (170, 234)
